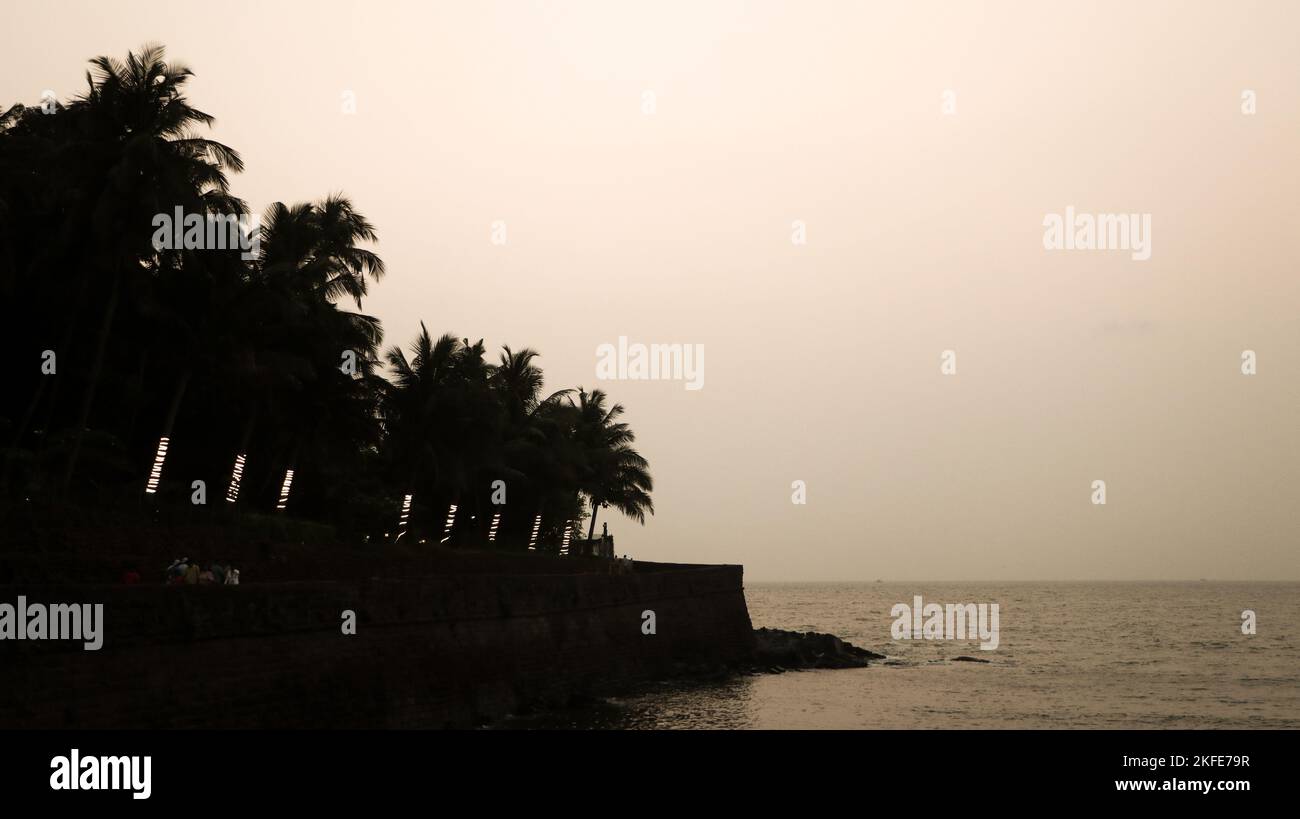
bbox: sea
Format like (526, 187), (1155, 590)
(508, 581), (1300, 729)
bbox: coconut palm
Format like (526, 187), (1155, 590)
(59, 43), (244, 489)
(257, 196), (385, 309)
(489, 346), (578, 545)
(572, 388), (654, 542)
(0, 44), (655, 549)
(383, 327), (503, 535)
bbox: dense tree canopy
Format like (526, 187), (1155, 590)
(0, 44), (652, 551)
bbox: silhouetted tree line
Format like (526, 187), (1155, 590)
(0, 45), (652, 549)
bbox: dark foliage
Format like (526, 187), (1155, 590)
(0, 44), (651, 551)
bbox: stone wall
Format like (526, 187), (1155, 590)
(0, 562), (755, 728)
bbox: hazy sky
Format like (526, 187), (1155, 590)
(5, 1), (1298, 580)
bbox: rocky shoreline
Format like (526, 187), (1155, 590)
(751, 627), (885, 672)
(500, 627), (884, 726)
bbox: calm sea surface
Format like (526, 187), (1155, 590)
(509, 582), (1300, 729)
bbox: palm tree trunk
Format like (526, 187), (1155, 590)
(276, 438), (303, 511)
(6, 264), (90, 490)
(586, 498), (600, 543)
(161, 369), (192, 439)
(122, 351), (151, 443)
(2, 376), (49, 491)
(62, 266), (121, 491)
(224, 409), (258, 507)
(9, 377), (49, 450)
(142, 369), (190, 495)
(238, 409), (258, 451)
(235, 409), (257, 466)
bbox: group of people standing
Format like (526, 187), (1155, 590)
(164, 557), (239, 585)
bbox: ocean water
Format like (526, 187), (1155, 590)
(516, 581), (1300, 729)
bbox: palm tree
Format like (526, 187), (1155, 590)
(572, 388), (654, 543)
(244, 196), (385, 509)
(490, 346), (575, 546)
(383, 327), (487, 537)
(60, 43), (244, 490)
(257, 196), (385, 308)
(0, 44), (661, 551)
(273, 300), (386, 512)
(384, 325), (465, 492)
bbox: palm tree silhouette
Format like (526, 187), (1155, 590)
(58, 44), (244, 489)
(1, 43), (653, 546)
(572, 388), (654, 544)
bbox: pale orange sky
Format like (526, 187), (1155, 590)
(5, 1), (1298, 580)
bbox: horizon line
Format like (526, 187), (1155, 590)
(744, 578), (1300, 584)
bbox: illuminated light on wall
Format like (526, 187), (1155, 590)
(276, 469), (294, 511)
(145, 437), (170, 494)
(398, 494), (413, 529)
(393, 495), (413, 542)
(560, 521), (573, 555)
(225, 453), (247, 503)
(488, 512), (501, 542)
(528, 514), (541, 550)
(440, 504), (458, 544)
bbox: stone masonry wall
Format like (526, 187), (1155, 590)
(0, 563), (755, 728)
